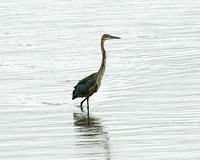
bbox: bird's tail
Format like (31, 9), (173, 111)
(72, 90), (78, 100)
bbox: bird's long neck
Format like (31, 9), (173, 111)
(98, 38), (106, 74)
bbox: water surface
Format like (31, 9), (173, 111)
(1, 0), (200, 159)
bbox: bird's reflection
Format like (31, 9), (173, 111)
(73, 112), (110, 160)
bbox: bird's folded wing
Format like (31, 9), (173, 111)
(74, 72), (97, 95)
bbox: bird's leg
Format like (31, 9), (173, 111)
(87, 98), (89, 111)
(80, 98), (87, 111)
(86, 97), (90, 117)
(87, 111), (90, 121)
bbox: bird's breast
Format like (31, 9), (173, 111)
(96, 67), (105, 89)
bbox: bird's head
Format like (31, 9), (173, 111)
(102, 34), (121, 41)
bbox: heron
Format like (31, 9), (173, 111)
(72, 34), (120, 111)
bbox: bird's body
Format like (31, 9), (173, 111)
(72, 72), (98, 99)
(72, 34), (120, 111)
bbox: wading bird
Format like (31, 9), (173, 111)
(72, 34), (120, 111)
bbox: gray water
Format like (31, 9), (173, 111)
(1, 0), (200, 159)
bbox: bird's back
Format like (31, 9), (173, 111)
(72, 72), (98, 99)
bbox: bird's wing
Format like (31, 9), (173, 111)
(74, 72), (98, 95)
(75, 73), (97, 87)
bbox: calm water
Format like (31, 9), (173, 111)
(1, 0), (200, 159)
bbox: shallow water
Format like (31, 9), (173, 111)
(1, 0), (200, 159)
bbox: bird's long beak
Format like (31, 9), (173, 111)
(109, 35), (121, 39)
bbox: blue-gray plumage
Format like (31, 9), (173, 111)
(72, 34), (120, 111)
